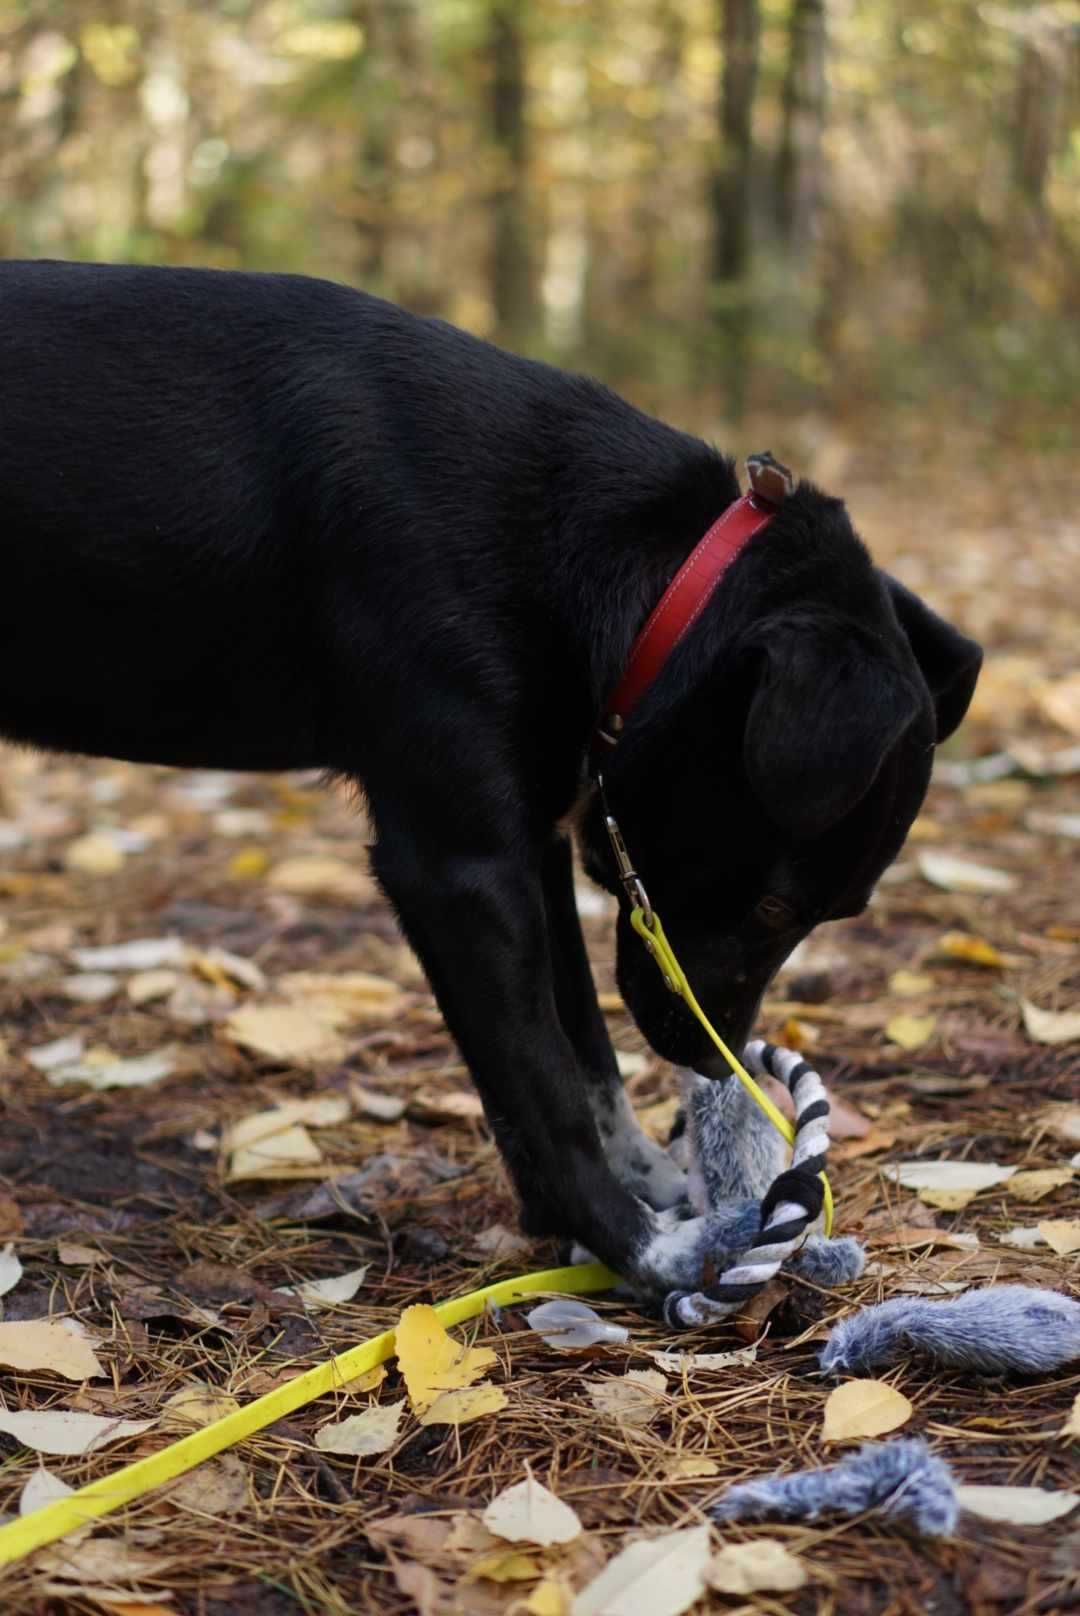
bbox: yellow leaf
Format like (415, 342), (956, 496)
(707, 1539), (809, 1595)
(527, 1579), (571, 1616)
(344, 1364), (387, 1394)
(468, 1549), (541, 1583)
(223, 1004), (346, 1066)
(277, 970), (406, 1027)
(935, 931), (1004, 968)
(1038, 1220), (1080, 1256)
(267, 855), (375, 904)
(0, 1319), (104, 1381)
(161, 1382), (241, 1427)
(889, 970), (935, 998)
(227, 1123), (324, 1181)
(1061, 1393), (1080, 1439)
(227, 847), (270, 880)
(315, 1399), (405, 1456)
(822, 1379), (913, 1443)
(917, 1187), (977, 1211)
(418, 1384), (508, 1425)
(395, 1304), (498, 1412)
(780, 1016), (819, 1051)
(666, 1456), (719, 1478)
(587, 1369), (668, 1427)
(63, 832), (125, 875)
(885, 1014), (936, 1051)
(1007, 1169), (1075, 1203)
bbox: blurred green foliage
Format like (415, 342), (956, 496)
(1, 0), (1077, 432)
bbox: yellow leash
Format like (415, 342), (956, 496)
(0, 1262), (617, 1570)
(629, 906), (834, 1237)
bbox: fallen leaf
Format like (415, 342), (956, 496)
(64, 831), (125, 874)
(934, 931), (1005, 968)
(277, 969), (406, 1025)
(1027, 810), (1080, 839)
(957, 1484), (1080, 1525)
(165, 1452), (250, 1515)
(315, 1399), (405, 1456)
(918, 851), (1017, 894)
(1021, 1001), (1080, 1046)
(526, 1300), (629, 1351)
(27, 1034), (84, 1072)
(1037, 672), (1080, 738)
(832, 1126), (899, 1161)
(827, 1093), (872, 1140)
(572, 1524), (711, 1616)
(350, 1083), (408, 1122)
(648, 1346), (757, 1374)
(43, 1046), (180, 1092)
(71, 937), (186, 972)
(615, 1050), (648, 1077)
(161, 1382), (241, 1428)
(889, 969), (936, 997)
(1039, 1220), (1080, 1256)
(876, 1227), (980, 1251)
(0, 1242), (22, 1297)
(0, 1318), (105, 1380)
(0, 1407), (154, 1455)
(34, 1536), (166, 1592)
(408, 1088), (486, 1123)
(267, 855), (376, 903)
(733, 1276), (789, 1342)
(367, 1512), (452, 1555)
(483, 1473), (583, 1546)
(469, 1549), (541, 1583)
(223, 1003), (346, 1066)
(666, 1456), (720, 1478)
(418, 1384), (508, 1425)
(389, 1558), (445, 1616)
(126, 968), (182, 1005)
(527, 1579), (571, 1616)
(822, 1379), (913, 1443)
(395, 1304), (498, 1412)
(58, 1244), (102, 1266)
(1006, 1169), (1075, 1203)
(274, 1264), (370, 1309)
(1039, 1105), (1080, 1147)
(473, 1223), (534, 1262)
(706, 1538), (809, 1595)
(223, 1098), (351, 1155)
(587, 1369), (667, 1427)
(61, 972), (120, 1002)
(885, 1014), (936, 1051)
(998, 1226), (1046, 1249)
(884, 1161), (1015, 1193)
(918, 1187), (978, 1211)
(1061, 1394), (1080, 1439)
(19, 1467), (75, 1515)
(227, 1124), (324, 1181)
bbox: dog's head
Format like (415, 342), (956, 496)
(580, 482), (982, 1073)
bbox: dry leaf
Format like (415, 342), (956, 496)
(877, 1227), (980, 1251)
(1006, 1169), (1075, 1203)
(350, 1083), (408, 1122)
(832, 1126), (899, 1161)
(1021, 1001), (1080, 1046)
(395, 1304), (498, 1412)
(228, 846), (270, 880)
(572, 1524), (711, 1616)
(0, 1407), (154, 1455)
(274, 1264), (370, 1309)
(483, 1473), (583, 1546)
(57, 1244), (101, 1266)
(1039, 1105), (1080, 1147)
(998, 1226), (1046, 1250)
(344, 1365), (387, 1395)
(469, 1549), (541, 1582)
(1037, 672), (1080, 738)
(0, 1318), (105, 1380)
(934, 931), (1004, 968)
(885, 1014), (936, 1051)
(267, 855), (375, 903)
(918, 1187), (978, 1211)
(223, 1003), (346, 1066)
(526, 1299), (629, 1351)
(43, 1045), (180, 1092)
(165, 1452), (250, 1515)
(648, 1346), (757, 1374)
(19, 1467), (75, 1515)
(822, 1379), (913, 1443)
(408, 1088), (486, 1123)
(224, 1098), (350, 1154)
(473, 1223), (533, 1262)
(27, 1034), (84, 1072)
(0, 1241), (22, 1297)
(666, 1457), (720, 1478)
(958, 1484), (1080, 1525)
(734, 1277), (789, 1342)
(71, 937), (186, 971)
(227, 1122), (324, 1181)
(706, 1539), (808, 1595)
(277, 969), (406, 1025)
(1038, 1220), (1080, 1256)
(161, 1382), (241, 1428)
(315, 1399), (405, 1456)
(63, 831), (125, 874)
(885, 1161), (1015, 1193)
(62, 972), (120, 1002)
(126, 968), (181, 1005)
(889, 969), (936, 997)
(587, 1369), (667, 1427)
(527, 1580), (571, 1616)
(918, 851), (1017, 894)
(418, 1384), (508, 1425)
(1061, 1393), (1080, 1439)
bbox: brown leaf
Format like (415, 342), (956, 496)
(733, 1277), (789, 1342)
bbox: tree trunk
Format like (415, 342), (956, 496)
(775, 0), (826, 246)
(711, 0), (760, 284)
(490, 0), (531, 341)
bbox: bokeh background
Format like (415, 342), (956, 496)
(3, 0), (1079, 441)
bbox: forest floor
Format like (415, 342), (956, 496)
(0, 422), (1077, 1616)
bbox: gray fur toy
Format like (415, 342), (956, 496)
(821, 1284), (1080, 1376)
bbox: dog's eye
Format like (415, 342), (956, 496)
(754, 895), (798, 931)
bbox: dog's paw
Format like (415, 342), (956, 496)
(592, 1086), (687, 1210)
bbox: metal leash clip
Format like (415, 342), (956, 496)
(596, 776), (654, 930)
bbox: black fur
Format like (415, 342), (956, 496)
(0, 261), (981, 1290)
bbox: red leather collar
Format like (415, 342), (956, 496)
(596, 485), (780, 751)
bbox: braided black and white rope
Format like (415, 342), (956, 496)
(663, 1039), (832, 1329)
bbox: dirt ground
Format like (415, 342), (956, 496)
(0, 426), (1077, 1615)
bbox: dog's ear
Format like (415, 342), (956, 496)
(882, 575), (983, 742)
(742, 622), (921, 838)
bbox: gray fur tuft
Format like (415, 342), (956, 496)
(820, 1284), (1080, 1376)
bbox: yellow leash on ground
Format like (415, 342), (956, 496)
(0, 1261), (617, 1570)
(630, 906), (834, 1237)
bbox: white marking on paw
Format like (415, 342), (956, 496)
(590, 1084), (686, 1210)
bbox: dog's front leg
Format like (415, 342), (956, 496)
(541, 833), (686, 1211)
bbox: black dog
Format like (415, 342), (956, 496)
(0, 261), (980, 1300)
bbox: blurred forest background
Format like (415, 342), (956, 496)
(2, 0), (1079, 441)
